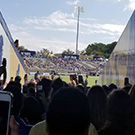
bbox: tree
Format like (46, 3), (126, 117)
(36, 48), (50, 57)
(85, 42), (117, 58)
(62, 49), (74, 54)
(19, 46), (29, 51)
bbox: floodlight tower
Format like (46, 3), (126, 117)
(75, 6), (84, 55)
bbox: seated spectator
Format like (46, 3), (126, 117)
(98, 89), (135, 135)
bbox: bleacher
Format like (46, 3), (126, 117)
(23, 55), (106, 76)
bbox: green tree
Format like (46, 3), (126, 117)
(85, 42), (117, 58)
(62, 49), (74, 54)
(36, 48), (50, 57)
(19, 46), (29, 51)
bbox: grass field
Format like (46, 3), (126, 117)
(28, 75), (99, 87)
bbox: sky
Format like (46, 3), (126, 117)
(0, 0), (135, 54)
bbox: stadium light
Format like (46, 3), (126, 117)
(75, 6), (84, 55)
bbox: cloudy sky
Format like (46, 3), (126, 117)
(0, 0), (135, 53)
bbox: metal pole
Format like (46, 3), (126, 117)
(76, 7), (80, 55)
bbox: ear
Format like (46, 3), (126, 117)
(46, 121), (50, 134)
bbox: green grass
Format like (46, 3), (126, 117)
(28, 75), (99, 87)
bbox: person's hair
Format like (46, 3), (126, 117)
(15, 76), (21, 83)
(20, 96), (43, 125)
(3, 85), (23, 116)
(102, 85), (111, 95)
(76, 85), (85, 93)
(129, 85), (135, 116)
(87, 85), (107, 130)
(7, 81), (21, 92)
(2, 58), (6, 67)
(40, 78), (52, 100)
(99, 89), (135, 135)
(27, 86), (35, 97)
(108, 83), (117, 91)
(107, 89), (134, 121)
(51, 77), (64, 97)
(46, 87), (90, 135)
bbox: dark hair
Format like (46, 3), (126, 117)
(46, 87), (90, 135)
(102, 85), (111, 95)
(20, 96), (43, 125)
(27, 86), (35, 97)
(51, 77), (64, 97)
(40, 78), (52, 100)
(107, 90), (134, 121)
(7, 81), (21, 92)
(15, 76), (21, 83)
(3, 85), (23, 116)
(99, 90), (135, 135)
(87, 85), (107, 130)
(108, 83), (117, 91)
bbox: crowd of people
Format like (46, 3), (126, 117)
(1, 57), (135, 135)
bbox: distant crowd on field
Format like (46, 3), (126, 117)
(1, 58), (135, 135)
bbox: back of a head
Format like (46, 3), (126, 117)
(108, 83), (117, 91)
(87, 85), (107, 130)
(15, 76), (21, 83)
(87, 85), (107, 108)
(102, 85), (111, 95)
(40, 78), (52, 99)
(107, 89), (134, 122)
(51, 77), (64, 97)
(20, 96), (43, 125)
(46, 87), (90, 135)
(7, 81), (21, 91)
(3, 85), (23, 116)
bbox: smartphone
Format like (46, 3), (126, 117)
(37, 85), (43, 91)
(0, 91), (12, 135)
(78, 75), (83, 83)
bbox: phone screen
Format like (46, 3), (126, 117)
(0, 101), (10, 135)
(37, 85), (43, 91)
(0, 92), (12, 135)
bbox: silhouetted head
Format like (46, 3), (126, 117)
(40, 78), (52, 99)
(87, 85), (107, 130)
(108, 83), (117, 91)
(15, 76), (21, 83)
(20, 96), (43, 125)
(2, 58), (6, 67)
(107, 89), (134, 122)
(4, 85), (23, 116)
(51, 77), (64, 98)
(46, 87), (90, 135)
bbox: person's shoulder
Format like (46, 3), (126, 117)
(29, 120), (47, 135)
(88, 123), (98, 135)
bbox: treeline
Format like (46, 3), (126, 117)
(82, 41), (117, 58)
(19, 41), (117, 58)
